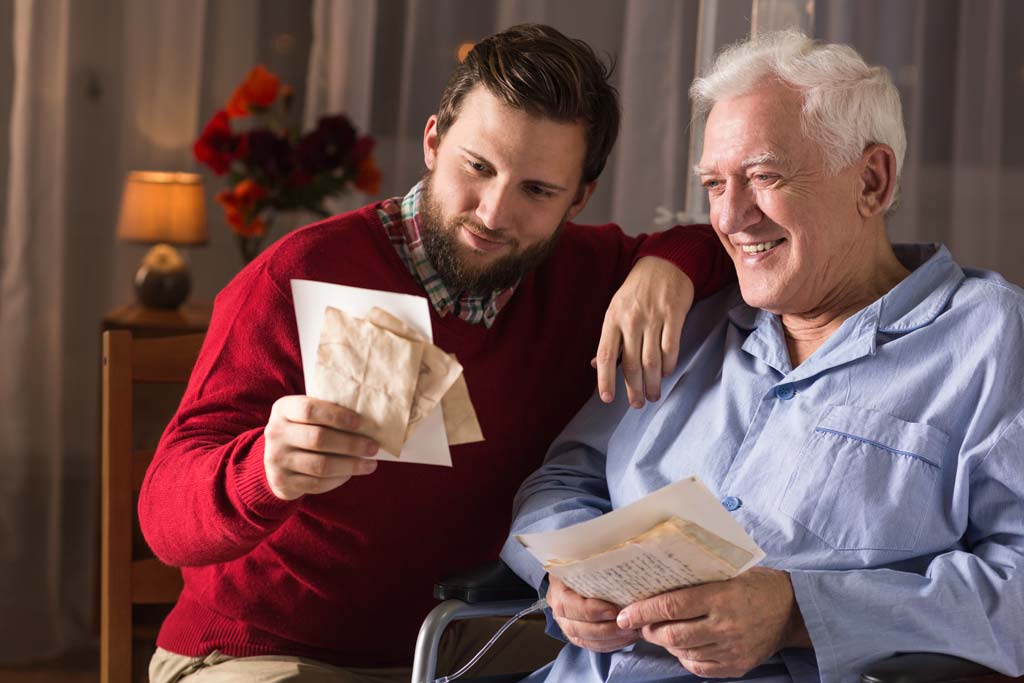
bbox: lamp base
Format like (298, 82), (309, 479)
(134, 244), (191, 309)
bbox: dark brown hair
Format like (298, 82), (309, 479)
(435, 23), (620, 185)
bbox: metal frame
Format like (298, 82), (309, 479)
(411, 598), (534, 683)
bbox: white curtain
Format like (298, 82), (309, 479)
(0, 0), (285, 661)
(305, 0), (1024, 286)
(304, 0), (725, 232)
(817, 0), (1024, 285)
(0, 0), (74, 657)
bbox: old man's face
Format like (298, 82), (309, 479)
(697, 81), (867, 315)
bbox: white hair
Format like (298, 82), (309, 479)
(690, 30), (906, 209)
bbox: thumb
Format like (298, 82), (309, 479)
(617, 587), (703, 629)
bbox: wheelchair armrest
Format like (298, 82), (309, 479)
(433, 560), (538, 603)
(414, 562), (538, 683)
(861, 653), (1020, 683)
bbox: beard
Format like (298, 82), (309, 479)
(419, 173), (565, 297)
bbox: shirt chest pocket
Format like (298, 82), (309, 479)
(778, 404), (948, 552)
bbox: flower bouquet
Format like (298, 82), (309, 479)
(194, 65), (380, 262)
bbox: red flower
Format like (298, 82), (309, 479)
(193, 64), (381, 257)
(354, 157), (381, 195)
(193, 110), (238, 175)
(216, 179), (269, 237)
(237, 129), (293, 180)
(351, 135), (375, 164)
(295, 114), (357, 174)
(226, 65), (281, 118)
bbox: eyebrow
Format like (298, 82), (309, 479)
(693, 151), (788, 177)
(459, 146), (570, 192)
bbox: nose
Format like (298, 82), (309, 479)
(715, 181), (762, 235)
(474, 181), (514, 232)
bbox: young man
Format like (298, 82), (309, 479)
(141, 24), (732, 682)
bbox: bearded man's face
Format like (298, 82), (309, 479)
(419, 172), (566, 295)
(418, 86), (596, 296)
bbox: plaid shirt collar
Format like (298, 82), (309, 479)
(377, 181), (517, 328)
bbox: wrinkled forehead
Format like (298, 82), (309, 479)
(699, 83), (818, 171)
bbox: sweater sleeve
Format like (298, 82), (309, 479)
(138, 260), (303, 567)
(632, 224), (736, 300)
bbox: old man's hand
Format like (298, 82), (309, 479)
(616, 568), (810, 678)
(547, 576), (640, 653)
(594, 256), (694, 408)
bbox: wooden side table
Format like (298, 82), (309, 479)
(102, 301), (213, 337)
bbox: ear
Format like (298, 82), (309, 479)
(565, 181), (598, 222)
(858, 144), (897, 218)
(423, 115), (441, 171)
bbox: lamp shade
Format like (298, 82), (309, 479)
(116, 171), (208, 245)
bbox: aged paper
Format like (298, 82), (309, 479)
(440, 373), (484, 445)
(291, 280), (452, 466)
(517, 476), (764, 606)
(365, 308), (468, 440)
(292, 280), (485, 463)
(545, 518), (754, 606)
(313, 306), (424, 456)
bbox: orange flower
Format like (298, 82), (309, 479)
(354, 157), (381, 195)
(226, 65), (281, 118)
(216, 179), (269, 237)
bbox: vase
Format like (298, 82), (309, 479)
(234, 210), (328, 265)
(236, 233), (266, 264)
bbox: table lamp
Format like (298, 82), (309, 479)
(116, 171), (208, 309)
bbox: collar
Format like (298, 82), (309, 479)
(726, 243), (964, 378)
(876, 244), (964, 333)
(376, 182), (517, 328)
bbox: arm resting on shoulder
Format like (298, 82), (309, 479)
(597, 224), (735, 406)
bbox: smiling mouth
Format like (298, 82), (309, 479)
(459, 224), (513, 253)
(463, 226), (508, 244)
(740, 238), (785, 254)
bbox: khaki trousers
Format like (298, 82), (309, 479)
(149, 615), (562, 683)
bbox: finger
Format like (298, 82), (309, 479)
(274, 472), (356, 498)
(678, 658), (730, 680)
(641, 324), (663, 402)
(660, 311), (685, 377)
(569, 632), (640, 653)
(276, 395), (363, 431)
(619, 329), (645, 409)
(266, 456), (378, 500)
(549, 578), (621, 622)
(279, 450), (380, 480)
(642, 620), (716, 651)
(666, 643), (722, 663)
(289, 423), (380, 458)
(594, 318), (622, 403)
(618, 587), (709, 630)
(681, 657), (758, 681)
(559, 616), (636, 644)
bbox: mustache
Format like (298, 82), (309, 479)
(456, 219), (514, 245)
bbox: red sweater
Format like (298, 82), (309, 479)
(139, 203), (732, 667)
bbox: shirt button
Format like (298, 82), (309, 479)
(775, 384), (796, 400)
(721, 496), (742, 511)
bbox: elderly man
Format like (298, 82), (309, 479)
(503, 30), (1024, 683)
